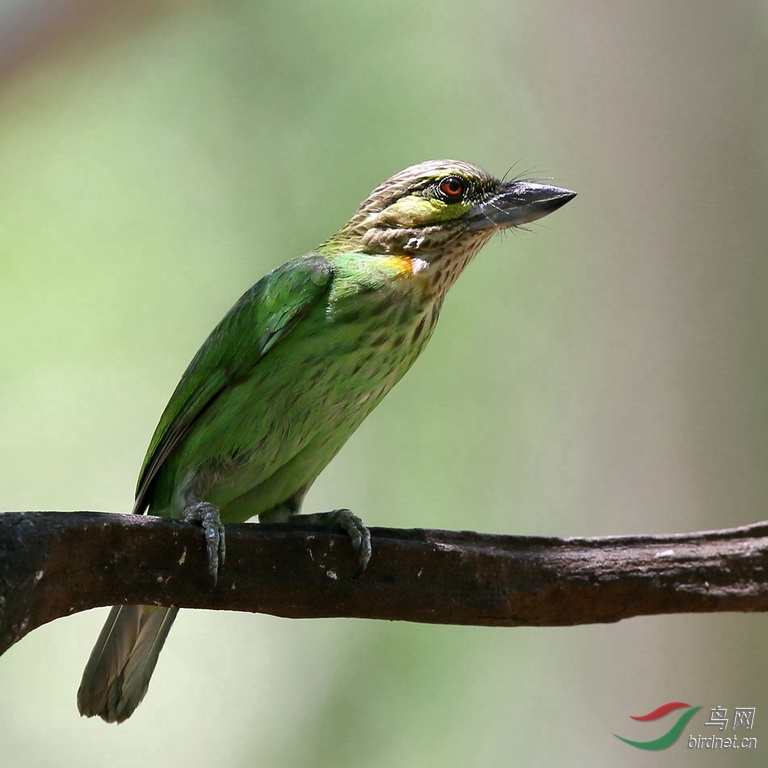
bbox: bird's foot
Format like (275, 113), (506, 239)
(292, 509), (371, 577)
(184, 502), (226, 582)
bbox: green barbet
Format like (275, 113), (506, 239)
(77, 159), (575, 722)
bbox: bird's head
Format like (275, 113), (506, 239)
(321, 160), (575, 276)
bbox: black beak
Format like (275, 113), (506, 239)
(466, 181), (576, 232)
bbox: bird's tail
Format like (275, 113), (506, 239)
(77, 604), (179, 723)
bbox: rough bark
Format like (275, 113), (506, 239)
(1, 511), (767, 656)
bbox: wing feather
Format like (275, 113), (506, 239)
(133, 255), (333, 513)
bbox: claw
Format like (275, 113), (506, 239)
(293, 508), (371, 577)
(184, 502), (225, 582)
(332, 509), (372, 578)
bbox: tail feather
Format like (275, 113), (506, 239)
(77, 604), (179, 723)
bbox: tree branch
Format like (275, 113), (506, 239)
(1, 511), (767, 656)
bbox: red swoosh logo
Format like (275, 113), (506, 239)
(630, 702), (691, 721)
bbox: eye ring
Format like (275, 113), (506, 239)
(437, 175), (466, 202)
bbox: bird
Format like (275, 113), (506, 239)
(77, 159), (575, 723)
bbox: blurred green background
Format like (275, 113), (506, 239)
(1, 1), (767, 766)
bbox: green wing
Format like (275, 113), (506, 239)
(133, 254), (333, 514)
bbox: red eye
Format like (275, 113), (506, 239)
(438, 176), (465, 201)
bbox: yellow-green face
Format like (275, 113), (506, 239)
(323, 160), (494, 256)
(367, 190), (475, 228)
(362, 166), (492, 229)
(323, 159), (575, 258)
